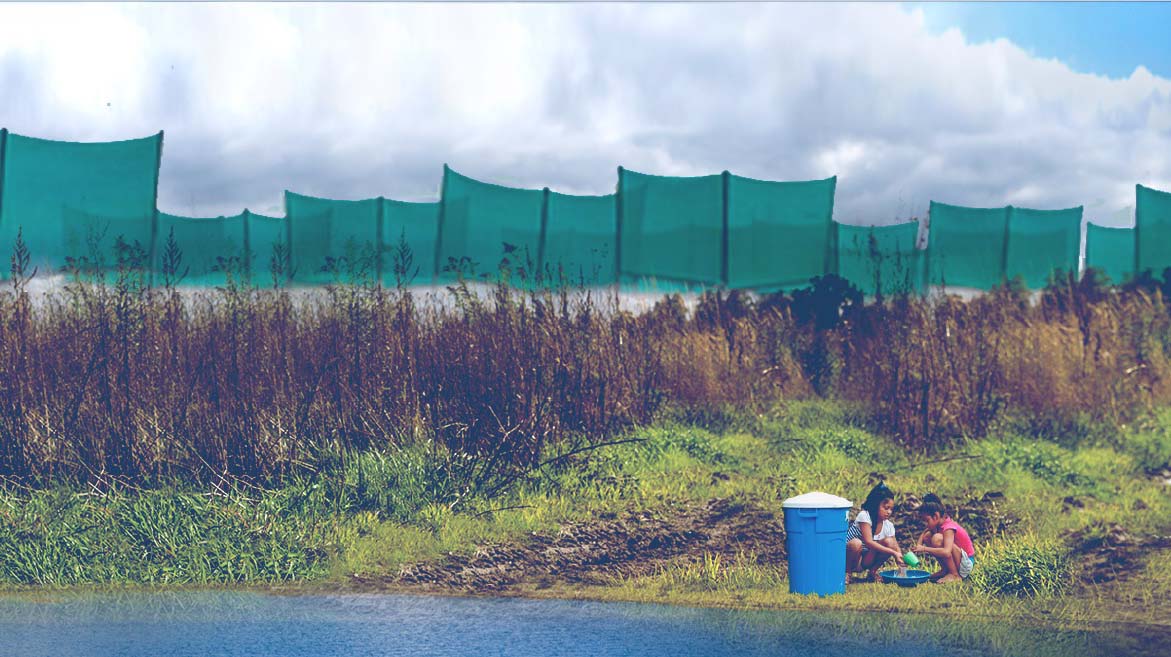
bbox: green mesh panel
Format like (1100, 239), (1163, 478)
(438, 166), (544, 283)
(543, 191), (616, 287)
(59, 207), (154, 281)
(156, 212), (247, 286)
(618, 168), (722, 287)
(245, 211), (290, 287)
(382, 198), (439, 287)
(1085, 223), (1135, 284)
(1005, 206), (1082, 288)
(0, 132), (161, 278)
(1137, 184), (1171, 277)
(285, 191), (381, 284)
(837, 222), (923, 296)
(926, 202), (1010, 289)
(727, 174), (836, 290)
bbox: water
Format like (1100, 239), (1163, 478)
(0, 591), (1163, 657)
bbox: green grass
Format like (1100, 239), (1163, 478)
(0, 484), (334, 587)
(2, 399), (1169, 631)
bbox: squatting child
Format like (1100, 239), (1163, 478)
(913, 501), (976, 584)
(846, 482), (902, 582)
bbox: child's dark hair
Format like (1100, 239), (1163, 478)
(918, 502), (946, 517)
(861, 482), (894, 520)
(922, 492), (941, 506)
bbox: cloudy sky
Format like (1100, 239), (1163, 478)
(1, 2), (1169, 226)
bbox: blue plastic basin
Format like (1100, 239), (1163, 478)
(879, 569), (932, 587)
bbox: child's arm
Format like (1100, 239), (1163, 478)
(860, 522), (901, 559)
(914, 528), (956, 557)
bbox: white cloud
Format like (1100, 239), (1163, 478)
(0, 3), (1168, 224)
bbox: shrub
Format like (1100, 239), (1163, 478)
(1124, 410), (1171, 472)
(628, 426), (730, 466)
(971, 535), (1072, 597)
(978, 438), (1098, 489)
(655, 403), (762, 436)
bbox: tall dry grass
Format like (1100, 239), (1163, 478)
(1, 228), (1170, 485)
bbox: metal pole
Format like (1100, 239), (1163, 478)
(242, 209), (253, 283)
(1135, 184), (1143, 276)
(376, 196), (385, 284)
(148, 130), (164, 287)
(721, 170), (730, 287)
(434, 165), (449, 285)
(285, 191), (294, 284)
(615, 166), (624, 288)
(0, 128), (8, 228)
(537, 187), (550, 279)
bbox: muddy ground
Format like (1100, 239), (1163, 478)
(347, 491), (1155, 595)
(351, 497), (785, 593)
(1064, 520), (1171, 585)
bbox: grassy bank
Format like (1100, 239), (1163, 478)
(3, 248), (1171, 626)
(3, 401), (1168, 632)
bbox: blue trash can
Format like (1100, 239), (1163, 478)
(782, 491), (852, 596)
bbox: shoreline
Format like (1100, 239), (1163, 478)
(4, 578), (1171, 640)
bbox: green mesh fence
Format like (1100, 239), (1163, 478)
(1005, 206), (1082, 288)
(58, 207), (155, 281)
(0, 131), (161, 279)
(618, 168), (723, 288)
(5, 125), (1170, 295)
(1137, 184), (1171, 278)
(543, 191), (616, 287)
(382, 198), (439, 287)
(245, 211), (290, 287)
(285, 191), (381, 284)
(727, 174), (836, 290)
(437, 166), (544, 283)
(1085, 223), (1135, 284)
(837, 222), (923, 296)
(156, 212), (247, 286)
(926, 202), (1010, 289)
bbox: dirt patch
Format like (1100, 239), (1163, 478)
(1064, 521), (1171, 585)
(348, 491), (1024, 595)
(350, 498), (786, 594)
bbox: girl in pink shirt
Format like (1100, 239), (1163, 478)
(912, 501), (976, 584)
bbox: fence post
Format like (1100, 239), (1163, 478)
(148, 130), (164, 287)
(0, 129), (8, 236)
(376, 196), (385, 284)
(1002, 206), (1013, 287)
(615, 166), (624, 289)
(538, 187), (550, 280)
(285, 191), (294, 284)
(1135, 184), (1143, 276)
(242, 209), (253, 283)
(434, 165), (449, 285)
(721, 170), (730, 287)
(916, 215), (927, 295)
(924, 203), (934, 291)
(827, 176), (839, 277)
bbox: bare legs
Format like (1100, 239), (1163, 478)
(846, 538), (864, 575)
(846, 536), (899, 581)
(927, 533), (966, 583)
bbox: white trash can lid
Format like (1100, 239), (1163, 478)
(782, 491), (852, 509)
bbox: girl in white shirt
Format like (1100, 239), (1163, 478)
(845, 482), (903, 582)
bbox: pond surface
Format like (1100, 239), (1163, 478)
(0, 591), (1164, 657)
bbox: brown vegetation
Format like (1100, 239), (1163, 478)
(1, 227), (1170, 484)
